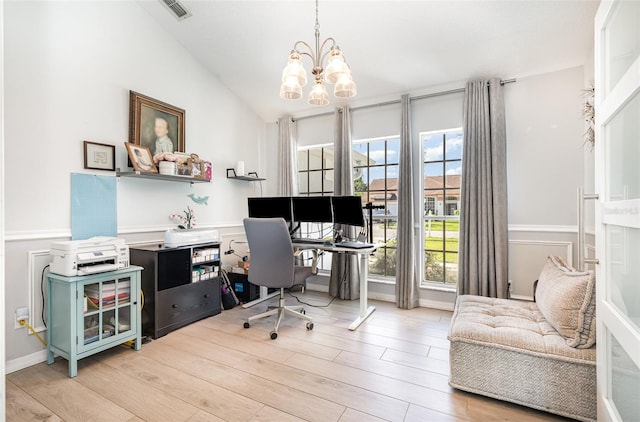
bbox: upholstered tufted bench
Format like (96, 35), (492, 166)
(448, 257), (597, 422)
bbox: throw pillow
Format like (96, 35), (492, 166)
(535, 256), (596, 348)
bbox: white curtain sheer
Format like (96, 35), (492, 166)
(329, 106), (360, 300)
(396, 94), (420, 309)
(458, 79), (509, 298)
(277, 115), (298, 196)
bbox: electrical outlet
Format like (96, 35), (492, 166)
(15, 307), (29, 330)
(508, 280), (513, 293)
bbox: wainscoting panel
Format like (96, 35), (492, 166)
(508, 240), (573, 300)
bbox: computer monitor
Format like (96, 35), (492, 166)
(331, 196), (365, 227)
(292, 196), (333, 223)
(247, 197), (293, 221)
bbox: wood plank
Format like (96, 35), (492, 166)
(249, 406), (306, 422)
(338, 408), (389, 422)
(5, 380), (63, 422)
(333, 350), (452, 393)
(283, 352), (470, 419)
(198, 317), (342, 361)
(428, 345), (450, 362)
(138, 340), (346, 422)
(7, 361), (134, 422)
(381, 348), (450, 376)
(236, 354), (408, 422)
(185, 410), (226, 422)
(176, 323), (296, 364)
(66, 359), (200, 422)
(95, 346), (264, 422)
(405, 404), (467, 422)
(212, 308), (386, 359)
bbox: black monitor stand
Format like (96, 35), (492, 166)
(363, 202), (385, 244)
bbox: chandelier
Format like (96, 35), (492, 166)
(279, 0), (357, 106)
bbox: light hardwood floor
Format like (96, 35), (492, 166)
(6, 291), (573, 422)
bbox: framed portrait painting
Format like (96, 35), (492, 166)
(124, 142), (158, 174)
(129, 91), (185, 156)
(83, 141), (115, 171)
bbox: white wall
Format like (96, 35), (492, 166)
(4, 1), (265, 367)
(266, 65), (590, 307)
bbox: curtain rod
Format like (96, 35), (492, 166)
(292, 78), (516, 122)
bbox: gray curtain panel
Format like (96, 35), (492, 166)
(277, 115), (299, 196)
(395, 94), (420, 309)
(329, 106), (360, 300)
(458, 78), (509, 298)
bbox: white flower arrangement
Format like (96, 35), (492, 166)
(169, 206), (196, 229)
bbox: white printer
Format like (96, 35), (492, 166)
(50, 236), (130, 277)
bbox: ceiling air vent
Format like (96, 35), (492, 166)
(159, 0), (192, 21)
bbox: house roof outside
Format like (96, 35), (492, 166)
(366, 175), (461, 200)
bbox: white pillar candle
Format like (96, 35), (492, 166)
(235, 160), (245, 176)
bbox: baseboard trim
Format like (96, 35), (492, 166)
(5, 349), (47, 374)
(419, 298), (455, 311)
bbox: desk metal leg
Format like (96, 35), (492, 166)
(349, 252), (376, 330)
(242, 287), (280, 309)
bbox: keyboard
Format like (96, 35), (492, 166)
(291, 238), (327, 245)
(336, 241), (375, 249)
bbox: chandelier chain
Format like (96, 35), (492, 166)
(315, 0), (320, 32)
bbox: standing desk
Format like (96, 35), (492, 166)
(293, 242), (379, 330)
(240, 241), (379, 330)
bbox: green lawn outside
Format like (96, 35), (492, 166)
(425, 238), (458, 263)
(424, 220), (459, 232)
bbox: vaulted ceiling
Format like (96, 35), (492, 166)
(138, 0), (599, 121)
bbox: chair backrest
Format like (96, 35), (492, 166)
(243, 218), (295, 288)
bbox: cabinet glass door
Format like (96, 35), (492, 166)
(81, 277), (132, 348)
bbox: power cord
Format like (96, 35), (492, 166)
(19, 320), (47, 346)
(41, 264), (50, 328)
(286, 258), (349, 308)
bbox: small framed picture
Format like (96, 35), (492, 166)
(124, 142), (157, 173)
(174, 152), (192, 176)
(84, 141), (115, 171)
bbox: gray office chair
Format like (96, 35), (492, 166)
(242, 217), (314, 339)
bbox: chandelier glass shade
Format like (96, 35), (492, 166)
(279, 0), (356, 106)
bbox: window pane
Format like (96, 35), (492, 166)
(387, 139), (400, 165)
(308, 149), (323, 170)
(298, 172), (309, 194)
(424, 134), (444, 162)
(308, 170), (323, 193)
(369, 140), (386, 165)
(298, 150), (309, 171)
(445, 131), (463, 160)
(386, 164), (399, 181)
(445, 260), (458, 284)
(424, 162), (444, 178)
(606, 90), (640, 201)
(609, 330), (640, 421)
(324, 169), (334, 192)
(425, 251), (444, 282)
(424, 189), (444, 216)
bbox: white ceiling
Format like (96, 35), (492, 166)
(138, 0), (599, 122)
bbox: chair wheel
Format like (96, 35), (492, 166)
(270, 331), (278, 340)
(243, 322), (250, 329)
(300, 309), (306, 315)
(306, 322), (314, 330)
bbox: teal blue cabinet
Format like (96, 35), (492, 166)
(46, 266), (142, 377)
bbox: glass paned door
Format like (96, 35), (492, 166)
(596, 2), (640, 420)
